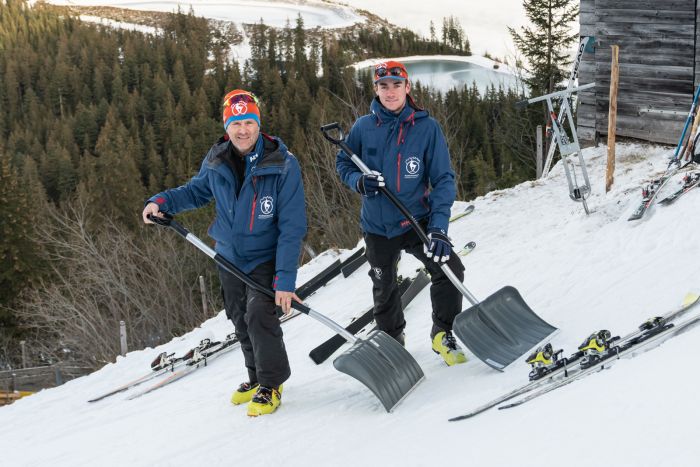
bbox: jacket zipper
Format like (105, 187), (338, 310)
(249, 176), (257, 232)
(396, 152), (402, 192)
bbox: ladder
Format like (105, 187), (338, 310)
(521, 36), (596, 214)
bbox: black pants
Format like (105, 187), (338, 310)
(364, 226), (465, 340)
(219, 260), (290, 388)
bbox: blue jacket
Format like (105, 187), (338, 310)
(336, 97), (456, 238)
(148, 134), (307, 292)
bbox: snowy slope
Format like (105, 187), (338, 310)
(41, 0), (364, 29)
(3, 143), (700, 466)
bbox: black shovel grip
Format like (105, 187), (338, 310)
(148, 212), (189, 238)
(148, 214), (312, 316)
(320, 122), (345, 145)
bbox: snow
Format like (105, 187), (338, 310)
(354, 54), (517, 77)
(38, 0), (531, 62)
(3, 142), (700, 465)
(354, 54), (521, 94)
(78, 14), (160, 34)
(39, 1), (526, 88)
(41, 0), (364, 29)
(342, 0), (529, 59)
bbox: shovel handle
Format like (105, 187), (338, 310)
(148, 214), (358, 342)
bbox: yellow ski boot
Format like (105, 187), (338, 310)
(247, 385), (283, 417)
(231, 382), (259, 405)
(432, 330), (467, 366)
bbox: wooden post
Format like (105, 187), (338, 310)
(536, 125), (543, 178)
(606, 45), (620, 193)
(199, 275), (208, 319)
(303, 243), (317, 259)
(119, 321), (128, 356)
(20, 340), (26, 369)
(54, 365), (64, 386)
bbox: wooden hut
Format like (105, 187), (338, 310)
(578, 0), (698, 146)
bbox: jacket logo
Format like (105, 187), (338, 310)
(405, 157), (420, 178)
(259, 196), (274, 218)
(372, 267), (383, 278)
(231, 101), (248, 116)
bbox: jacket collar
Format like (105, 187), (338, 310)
(370, 96), (427, 124)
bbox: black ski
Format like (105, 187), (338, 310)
(297, 247), (368, 296)
(628, 175), (673, 221)
(308, 269), (430, 364)
(658, 171), (700, 205)
(295, 258), (343, 300)
(341, 248), (367, 278)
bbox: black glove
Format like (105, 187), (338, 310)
(424, 228), (453, 263)
(356, 171), (385, 197)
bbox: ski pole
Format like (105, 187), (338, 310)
(672, 84), (700, 164)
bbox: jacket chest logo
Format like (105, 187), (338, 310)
(405, 157), (421, 178)
(259, 196), (274, 218)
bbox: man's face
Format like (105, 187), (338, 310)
(374, 79), (411, 113)
(226, 119), (259, 154)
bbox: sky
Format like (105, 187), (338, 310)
(3, 141), (700, 466)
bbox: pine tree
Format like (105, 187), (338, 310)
(0, 153), (45, 313)
(508, 0), (579, 96)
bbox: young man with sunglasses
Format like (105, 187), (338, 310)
(142, 89), (306, 416)
(336, 61), (467, 366)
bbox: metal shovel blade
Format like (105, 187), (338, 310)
(333, 330), (424, 412)
(453, 286), (557, 371)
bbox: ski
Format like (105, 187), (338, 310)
(308, 269), (430, 364)
(448, 293), (700, 421)
(458, 241), (476, 257)
(126, 334), (240, 400)
(449, 204), (474, 223)
(87, 337), (228, 403)
(295, 258), (343, 300)
(341, 247), (367, 278)
(297, 247), (368, 296)
(499, 307), (700, 410)
(627, 174), (675, 221)
(658, 171), (700, 206)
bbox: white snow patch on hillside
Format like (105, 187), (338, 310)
(42, 0), (364, 28)
(79, 14), (160, 34)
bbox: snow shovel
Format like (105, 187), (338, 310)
(147, 214), (424, 412)
(321, 122), (557, 371)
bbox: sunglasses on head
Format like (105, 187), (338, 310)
(375, 66), (406, 79)
(223, 92), (259, 107)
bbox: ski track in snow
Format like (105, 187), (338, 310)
(4, 143), (700, 466)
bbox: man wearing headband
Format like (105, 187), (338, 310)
(336, 61), (467, 366)
(143, 89), (306, 416)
